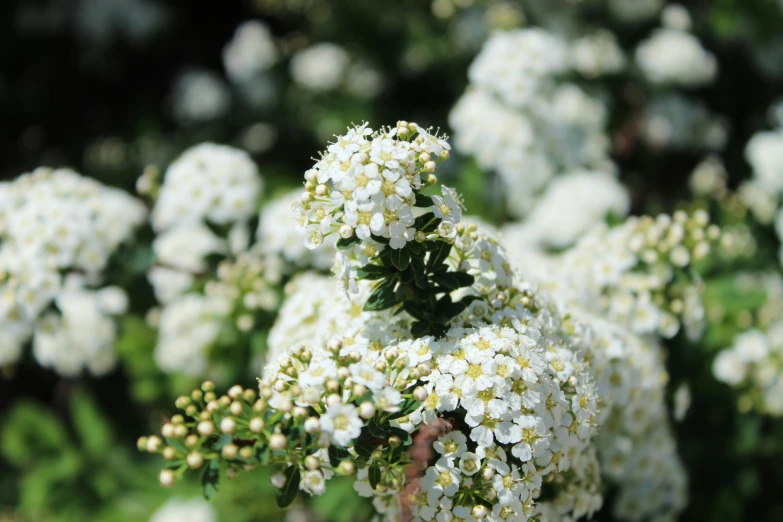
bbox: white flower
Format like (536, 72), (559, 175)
(223, 20), (277, 83)
(290, 43), (350, 92)
(320, 404), (362, 446)
(300, 470), (326, 495)
(635, 28), (717, 87)
(424, 458), (461, 499)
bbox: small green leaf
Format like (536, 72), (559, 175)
(370, 234), (390, 245)
(431, 271), (474, 290)
(390, 248), (410, 271)
(364, 281), (398, 311)
(337, 235), (361, 250)
(368, 465), (381, 490)
(427, 241), (452, 269)
(414, 212), (438, 232)
(414, 194), (433, 208)
(202, 460), (220, 500)
(357, 264), (388, 280)
(71, 390), (112, 458)
(276, 466), (301, 509)
(354, 436), (375, 458)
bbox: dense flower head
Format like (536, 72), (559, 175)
(635, 28), (718, 87)
(153, 249), (278, 376)
(450, 28), (614, 219)
(713, 273), (783, 415)
(0, 167), (145, 372)
(151, 143), (263, 232)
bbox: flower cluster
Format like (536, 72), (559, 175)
(151, 143), (263, 233)
(555, 210), (722, 340)
(222, 20), (277, 84)
(740, 114), (783, 264)
(449, 29), (615, 219)
(152, 249), (278, 376)
(143, 121), (691, 522)
(0, 167), (145, 372)
(635, 28), (718, 87)
(712, 273), (783, 416)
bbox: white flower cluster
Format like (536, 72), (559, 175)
(151, 143), (263, 232)
(154, 249), (278, 376)
(570, 30), (626, 78)
(263, 212), (688, 521)
(504, 171), (630, 250)
(713, 273), (783, 415)
(551, 211), (721, 340)
(171, 69), (231, 123)
(290, 43), (383, 98)
(635, 28), (718, 87)
(741, 119), (783, 264)
(0, 167), (145, 372)
(641, 93), (729, 151)
(293, 121), (453, 291)
(149, 497), (217, 522)
(222, 20), (277, 84)
(449, 29), (615, 218)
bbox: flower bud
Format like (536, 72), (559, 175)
(374, 361), (387, 372)
(220, 418), (236, 434)
(197, 421), (214, 436)
(162, 447), (177, 460)
(292, 406), (308, 418)
(228, 385), (244, 399)
(201, 381), (215, 393)
(305, 455), (320, 470)
(146, 436), (162, 453)
(270, 472), (287, 489)
(413, 387), (428, 402)
(159, 469), (175, 487)
(388, 436), (401, 448)
(481, 467), (495, 480)
(359, 401), (376, 419)
(304, 417), (321, 434)
(269, 433), (288, 451)
(174, 424), (188, 438)
(226, 467), (239, 479)
(218, 395), (231, 408)
(191, 389), (203, 402)
(187, 452), (204, 469)
(185, 405), (198, 416)
(316, 184), (327, 196)
(472, 505), (488, 519)
(352, 384), (367, 397)
(222, 444), (239, 459)
(240, 447), (253, 460)
(230, 401), (243, 416)
(175, 396), (191, 409)
(326, 394), (342, 407)
(204, 392), (216, 403)
(185, 434), (199, 448)
(243, 389), (257, 402)
(249, 417), (265, 433)
(254, 399), (267, 412)
(338, 460), (355, 476)
(339, 225), (353, 238)
(136, 436), (148, 452)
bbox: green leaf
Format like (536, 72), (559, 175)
(328, 446), (350, 467)
(276, 466), (301, 509)
(431, 271), (474, 290)
(354, 437), (375, 459)
(390, 247), (410, 271)
(414, 194), (434, 208)
(357, 264), (388, 280)
(364, 281), (398, 311)
(370, 234), (390, 245)
(411, 321), (431, 337)
(202, 459), (220, 500)
(368, 465), (381, 490)
(427, 241), (452, 269)
(414, 212), (438, 232)
(1, 402), (72, 467)
(368, 421), (387, 438)
(70, 390), (112, 459)
(337, 235), (361, 250)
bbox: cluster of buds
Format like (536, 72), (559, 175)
(562, 210), (725, 340)
(205, 249), (279, 333)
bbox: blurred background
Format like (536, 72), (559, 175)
(1, 0), (783, 521)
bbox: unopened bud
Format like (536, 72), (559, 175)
(269, 433), (288, 451)
(270, 472), (287, 489)
(187, 452), (204, 469)
(146, 436), (162, 453)
(197, 421), (214, 436)
(159, 469), (175, 487)
(220, 418), (236, 434)
(222, 444), (239, 459)
(305, 455), (320, 470)
(162, 447), (177, 460)
(359, 402), (376, 419)
(304, 417), (321, 434)
(249, 417), (265, 433)
(338, 460), (355, 475)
